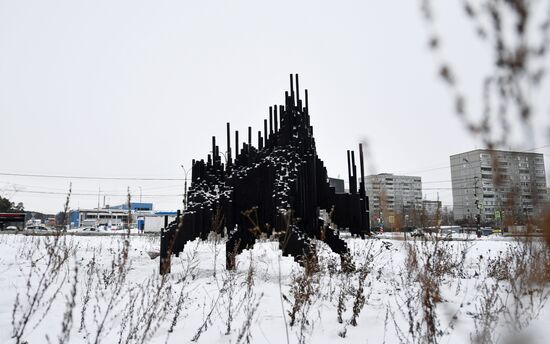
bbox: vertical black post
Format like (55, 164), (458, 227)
(285, 91), (289, 109)
(226, 123), (231, 166)
(248, 126), (252, 151)
(258, 131), (263, 150)
(289, 74), (294, 107)
(295, 73), (300, 104)
(351, 151), (357, 194)
(160, 215), (171, 275)
(348, 150), (353, 193)
(263, 119), (267, 145)
(274, 105), (279, 132)
(359, 143), (369, 235)
(212, 136), (216, 164)
(359, 144), (366, 196)
(160, 226), (165, 274)
(305, 89), (309, 113)
(269, 107), (273, 135)
(235, 130), (239, 160)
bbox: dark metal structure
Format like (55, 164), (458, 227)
(161, 74), (369, 273)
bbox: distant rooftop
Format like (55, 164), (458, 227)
(111, 202), (153, 211)
(450, 148), (544, 157)
(366, 173), (421, 179)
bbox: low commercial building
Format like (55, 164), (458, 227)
(0, 213), (25, 230)
(142, 212), (177, 232)
(69, 202), (179, 232)
(69, 207), (130, 229)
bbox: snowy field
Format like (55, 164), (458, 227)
(1, 232), (549, 344)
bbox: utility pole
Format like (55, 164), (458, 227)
(463, 158), (482, 238)
(126, 186), (132, 236)
(474, 176), (481, 237)
(97, 186), (100, 228)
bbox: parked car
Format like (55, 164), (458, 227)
(371, 227), (384, 235)
(481, 227), (493, 236)
(410, 228), (425, 237)
(97, 224), (110, 231)
(25, 225), (49, 231)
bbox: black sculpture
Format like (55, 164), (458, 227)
(160, 74), (369, 273)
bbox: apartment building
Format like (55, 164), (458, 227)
(422, 200), (442, 217)
(450, 149), (547, 225)
(365, 173), (422, 228)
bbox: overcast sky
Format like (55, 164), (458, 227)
(1, 0), (549, 214)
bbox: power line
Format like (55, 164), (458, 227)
(3, 145), (549, 182)
(13, 190), (184, 197)
(0, 181), (184, 194)
(0, 172), (188, 181)
(398, 144), (550, 175)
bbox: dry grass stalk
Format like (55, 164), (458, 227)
(288, 246), (320, 344)
(390, 235), (472, 344)
(11, 235), (75, 344)
(209, 208), (225, 278)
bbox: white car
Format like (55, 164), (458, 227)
(410, 228), (425, 237)
(96, 225), (111, 232)
(25, 225), (49, 232)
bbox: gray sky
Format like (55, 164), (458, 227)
(1, 0), (549, 214)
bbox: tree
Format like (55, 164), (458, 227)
(14, 202), (24, 212)
(0, 196), (24, 213)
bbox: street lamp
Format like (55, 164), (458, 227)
(180, 165), (191, 210)
(210, 150), (229, 165)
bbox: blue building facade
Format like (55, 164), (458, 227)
(111, 202), (153, 211)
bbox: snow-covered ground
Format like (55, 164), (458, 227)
(0, 233), (549, 344)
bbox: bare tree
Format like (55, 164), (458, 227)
(58, 182), (72, 231)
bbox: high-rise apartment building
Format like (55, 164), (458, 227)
(422, 200), (442, 218)
(365, 173), (422, 228)
(450, 149), (547, 225)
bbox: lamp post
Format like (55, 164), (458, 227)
(180, 165), (191, 210)
(474, 176), (482, 237)
(210, 150), (229, 165)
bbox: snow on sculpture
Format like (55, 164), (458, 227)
(160, 74), (370, 273)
